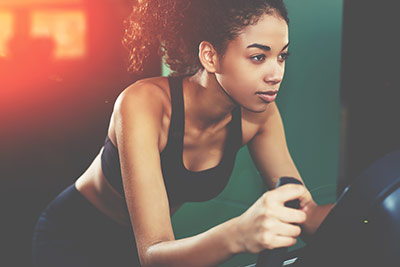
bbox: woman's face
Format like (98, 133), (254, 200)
(215, 13), (289, 113)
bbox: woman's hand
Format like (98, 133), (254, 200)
(300, 193), (334, 237)
(234, 184), (307, 254)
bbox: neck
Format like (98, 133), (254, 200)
(183, 69), (238, 131)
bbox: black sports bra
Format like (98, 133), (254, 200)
(101, 76), (243, 206)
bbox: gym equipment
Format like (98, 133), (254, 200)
(256, 177), (303, 267)
(254, 150), (400, 267)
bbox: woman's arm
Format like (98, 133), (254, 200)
(247, 102), (333, 236)
(113, 83), (308, 266)
(247, 103), (302, 187)
(113, 81), (243, 266)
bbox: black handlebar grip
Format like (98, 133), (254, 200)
(276, 177), (302, 209)
(255, 177), (303, 267)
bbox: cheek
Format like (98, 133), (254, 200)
(217, 58), (253, 94)
(216, 74), (259, 109)
(217, 72), (248, 97)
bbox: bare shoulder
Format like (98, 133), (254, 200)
(108, 76), (172, 143)
(115, 76), (171, 111)
(241, 102), (280, 144)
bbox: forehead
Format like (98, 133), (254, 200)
(229, 13), (289, 50)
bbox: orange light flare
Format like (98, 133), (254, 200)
(0, 1), (87, 137)
(0, 1), (87, 95)
(31, 9), (86, 60)
(0, 10), (13, 58)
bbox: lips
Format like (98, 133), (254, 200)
(256, 90), (278, 95)
(256, 90), (278, 103)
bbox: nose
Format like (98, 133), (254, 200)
(263, 61), (284, 85)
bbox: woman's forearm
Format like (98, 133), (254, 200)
(303, 203), (335, 236)
(142, 216), (243, 267)
(140, 185), (313, 266)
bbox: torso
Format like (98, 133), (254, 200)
(75, 76), (265, 226)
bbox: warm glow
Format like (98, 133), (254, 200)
(0, 0), (82, 7)
(31, 9), (86, 59)
(0, 10), (13, 57)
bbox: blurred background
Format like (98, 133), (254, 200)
(0, 0), (398, 266)
(0, 0), (160, 266)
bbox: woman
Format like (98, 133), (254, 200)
(32, 0), (334, 266)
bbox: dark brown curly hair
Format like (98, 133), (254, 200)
(122, 0), (289, 76)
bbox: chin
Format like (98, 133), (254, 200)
(242, 102), (270, 113)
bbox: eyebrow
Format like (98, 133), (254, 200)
(247, 42), (290, 51)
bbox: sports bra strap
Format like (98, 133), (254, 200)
(167, 76), (185, 141)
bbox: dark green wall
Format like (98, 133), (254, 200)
(163, 1), (343, 266)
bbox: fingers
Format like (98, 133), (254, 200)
(272, 184), (305, 203)
(240, 185), (309, 252)
(276, 207), (306, 224)
(261, 184), (307, 224)
(263, 219), (302, 237)
(260, 219), (302, 249)
(260, 230), (298, 249)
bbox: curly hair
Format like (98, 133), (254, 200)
(122, 0), (289, 76)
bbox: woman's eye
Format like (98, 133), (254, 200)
(251, 54), (266, 63)
(278, 52), (290, 62)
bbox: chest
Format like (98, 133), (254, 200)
(159, 123), (242, 205)
(158, 114), (257, 173)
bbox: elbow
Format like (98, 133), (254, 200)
(139, 246), (154, 267)
(139, 242), (166, 267)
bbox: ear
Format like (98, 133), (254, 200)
(198, 41), (220, 73)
